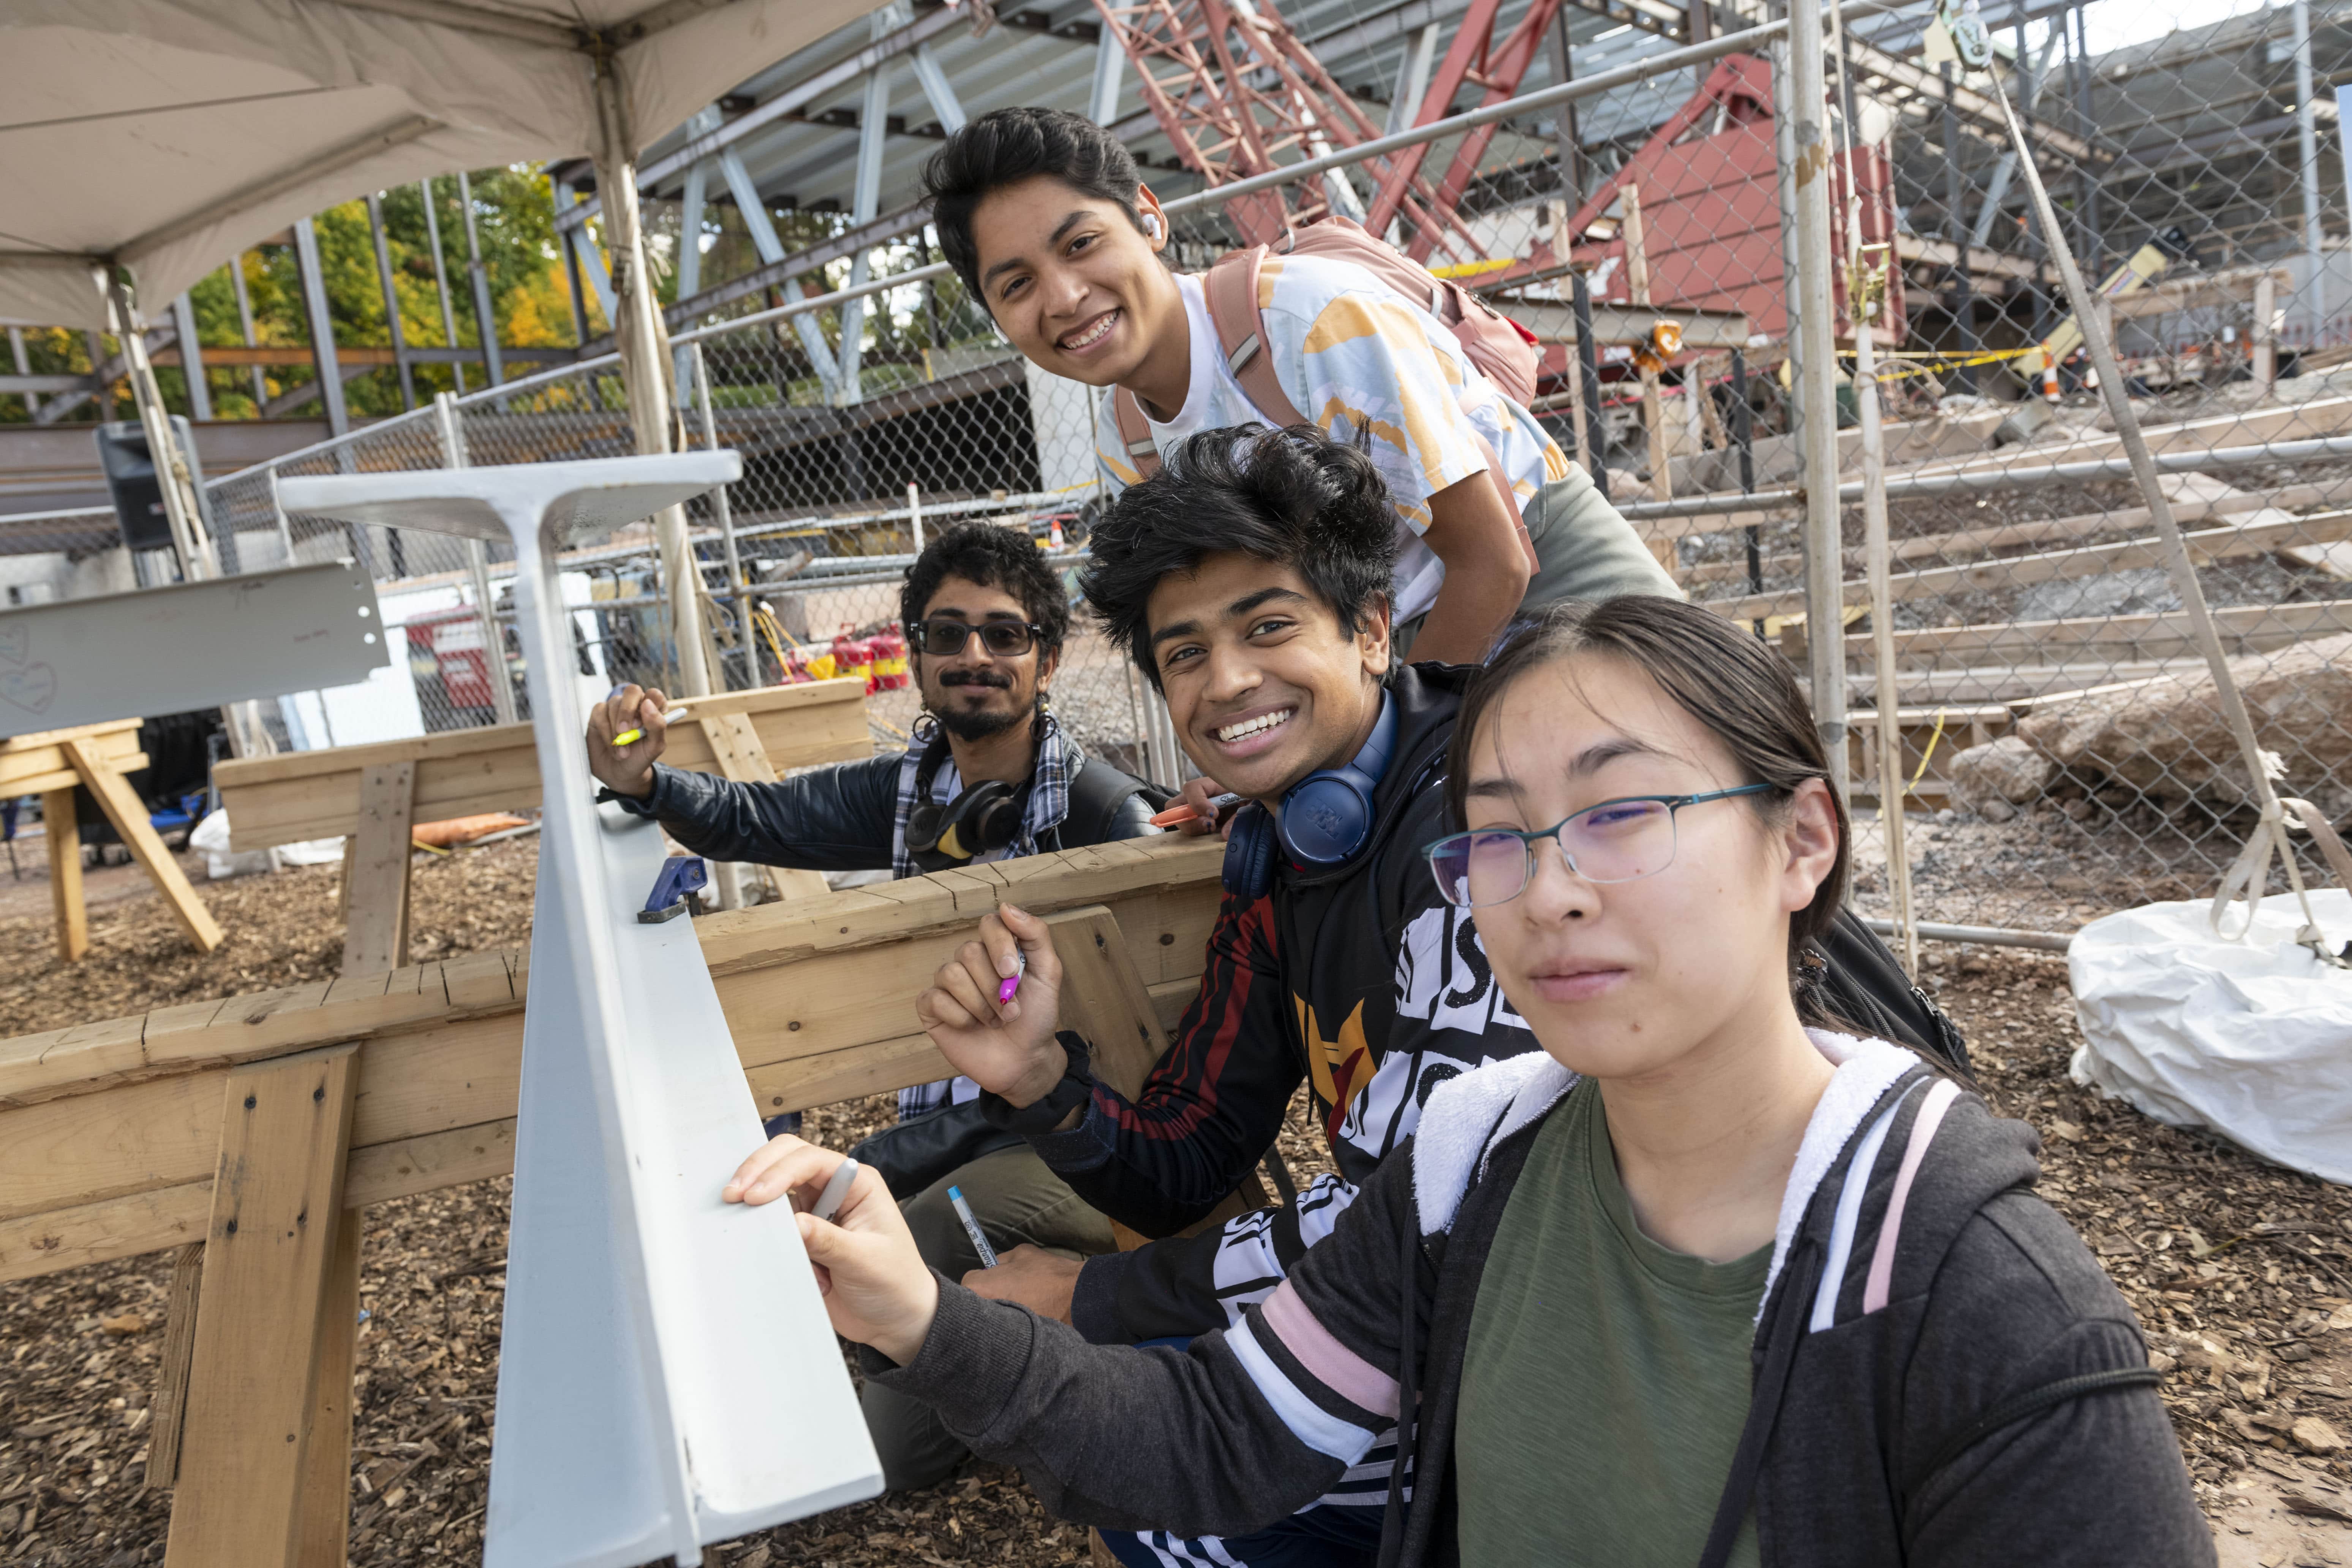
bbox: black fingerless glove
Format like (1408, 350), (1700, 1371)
(977, 1031), (1095, 1134)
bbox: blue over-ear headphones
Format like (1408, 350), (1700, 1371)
(1222, 694), (1397, 899)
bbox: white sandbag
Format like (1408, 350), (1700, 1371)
(191, 809), (345, 879)
(190, 808), (273, 881)
(2069, 890), (2352, 1185)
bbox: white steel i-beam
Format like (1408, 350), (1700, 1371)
(836, 33), (893, 404)
(1089, 30), (1127, 124)
(718, 146), (844, 401)
(277, 454), (881, 1568)
(365, 193), (419, 410)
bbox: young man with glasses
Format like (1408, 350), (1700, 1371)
(584, 519), (1167, 1492)
(895, 426), (1962, 1568)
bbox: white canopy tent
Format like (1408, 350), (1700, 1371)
(0, 0), (885, 328)
(0, 0), (891, 696)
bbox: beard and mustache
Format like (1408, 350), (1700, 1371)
(927, 665), (1032, 743)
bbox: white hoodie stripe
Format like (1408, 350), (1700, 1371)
(1226, 1319), (1385, 1464)
(1810, 1081), (1922, 1332)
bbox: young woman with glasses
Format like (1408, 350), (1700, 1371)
(726, 595), (2210, 1568)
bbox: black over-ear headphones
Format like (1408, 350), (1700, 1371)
(904, 734), (1028, 873)
(1222, 693), (1397, 899)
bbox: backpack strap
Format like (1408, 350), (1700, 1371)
(1202, 239), (1536, 571)
(1111, 388), (1162, 481)
(1202, 247), (1310, 428)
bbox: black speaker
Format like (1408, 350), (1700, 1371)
(95, 420), (178, 552)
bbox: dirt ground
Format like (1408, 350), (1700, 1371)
(1, 838), (2349, 1566)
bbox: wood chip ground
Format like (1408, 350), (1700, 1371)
(0, 840), (2347, 1563)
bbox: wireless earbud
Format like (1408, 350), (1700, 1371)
(1143, 213), (1162, 239)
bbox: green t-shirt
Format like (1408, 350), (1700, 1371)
(1455, 1078), (1769, 1566)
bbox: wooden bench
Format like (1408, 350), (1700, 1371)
(0, 834), (1235, 1568)
(213, 678), (875, 978)
(1, 718), (222, 962)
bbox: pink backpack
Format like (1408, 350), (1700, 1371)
(1110, 216), (1544, 550)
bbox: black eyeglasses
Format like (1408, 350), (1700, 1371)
(907, 618), (1050, 657)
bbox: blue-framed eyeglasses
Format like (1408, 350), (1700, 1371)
(1424, 784), (1778, 909)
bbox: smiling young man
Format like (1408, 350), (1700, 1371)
(905, 427), (1536, 1567)
(583, 520), (1165, 1493)
(923, 107), (1679, 669)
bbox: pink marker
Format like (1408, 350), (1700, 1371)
(998, 949), (1026, 1005)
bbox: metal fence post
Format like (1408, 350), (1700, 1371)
(437, 391), (519, 726)
(1784, 0), (1848, 802)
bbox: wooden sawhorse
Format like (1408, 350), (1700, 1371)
(0, 717), (223, 962)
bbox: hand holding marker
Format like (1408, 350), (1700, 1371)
(612, 700), (691, 750)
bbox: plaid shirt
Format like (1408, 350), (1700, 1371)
(891, 711), (1086, 1119)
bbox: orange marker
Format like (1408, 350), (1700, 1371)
(1150, 791), (1241, 828)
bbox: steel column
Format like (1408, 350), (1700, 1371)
(229, 254), (268, 406)
(365, 194), (418, 410)
(718, 148), (844, 401)
(169, 294), (213, 422)
(291, 218), (351, 438)
(837, 21), (893, 406)
(2296, 0), (2328, 345)
(419, 178), (468, 395)
(457, 172), (506, 388)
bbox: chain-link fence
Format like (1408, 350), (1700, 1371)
(4, 0), (2346, 935)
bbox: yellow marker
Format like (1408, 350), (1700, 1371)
(612, 705), (690, 749)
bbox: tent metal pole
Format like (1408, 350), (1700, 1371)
(366, 193), (418, 410)
(104, 272), (211, 583)
(593, 52), (712, 700)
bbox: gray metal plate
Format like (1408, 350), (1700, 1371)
(0, 559), (385, 738)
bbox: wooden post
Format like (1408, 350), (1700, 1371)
(1622, 185), (1675, 513)
(1046, 905), (1269, 1247)
(61, 738), (223, 953)
(341, 762), (416, 977)
(164, 1041), (360, 1568)
(44, 786), (86, 962)
(295, 1206), (365, 1566)
(700, 711), (830, 902)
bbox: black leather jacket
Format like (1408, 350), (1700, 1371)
(612, 751), (1163, 872)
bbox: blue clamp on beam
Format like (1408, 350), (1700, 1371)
(639, 856), (709, 923)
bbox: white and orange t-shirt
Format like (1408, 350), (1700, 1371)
(1092, 256), (1572, 624)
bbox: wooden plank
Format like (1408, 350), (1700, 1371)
(1819, 597), (2352, 665)
(340, 762), (416, 977)
(164, 1042), (359, 1568)
(45, 786), (85, 963)
(0, 1182), (213, 1283)
(1709, 507), (2352, 623)
(63, 738), (224, 953)
(0, 718), (142, 792)
(146, 1242), (205, 1489)
(1046, 906), (1167, 1102)
(217, 679), (873, 850)
(294, 1207), (363, 1567)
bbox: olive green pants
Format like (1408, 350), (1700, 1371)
(857, 1143), (1116, 1491)
(1394, 465), (1683, 658)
